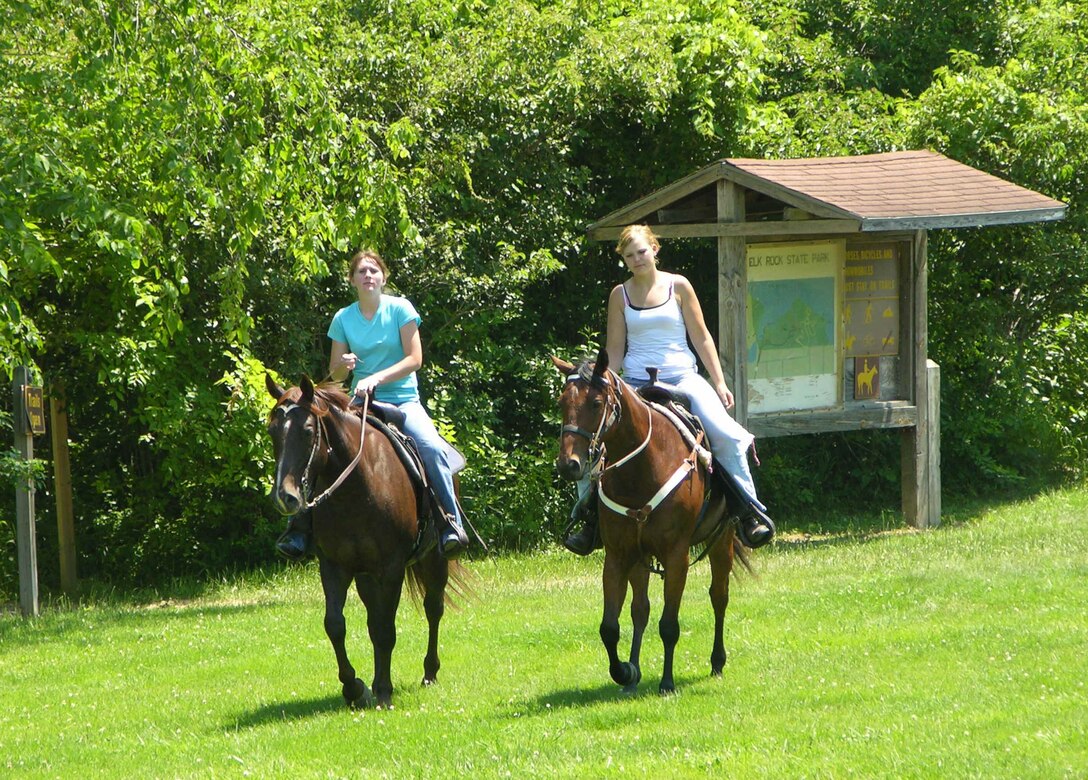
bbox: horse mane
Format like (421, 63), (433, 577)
(269, 381), (356, 420)
(575, 360), (609, 389)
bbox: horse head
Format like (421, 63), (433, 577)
(551, 347), (621, 481)
(265, 373), (328, 515)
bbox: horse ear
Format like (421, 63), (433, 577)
(265, 373), (285, 401)
(300, 375), (315, 406)
(551, 355), (575, 375)
(593, 347), (609, 377)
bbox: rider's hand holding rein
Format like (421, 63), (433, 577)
(354, 375), (380, 397)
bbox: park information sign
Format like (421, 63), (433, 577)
(746, 239), (844, 414)
(844, 243), (899, 359)
(844, 242), (900, 401)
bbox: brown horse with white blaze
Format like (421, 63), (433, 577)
(265, 374), (466, 709)
(553, 348), (745, 695)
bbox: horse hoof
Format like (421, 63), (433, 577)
(613, 661), (641, 689)
(659, 682), (677, 697)
(421, 676), (437, 687)
(344, 679), (374, 709)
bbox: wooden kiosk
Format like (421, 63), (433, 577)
(587, 151), (1066, 528)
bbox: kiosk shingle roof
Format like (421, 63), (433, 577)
(588, 150), (1066, 233)
(726, 150), (1065, 223)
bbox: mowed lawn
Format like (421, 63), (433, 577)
(2, 487), (1086, 779)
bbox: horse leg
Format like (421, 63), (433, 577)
(658, 548), (690, 696)
(624, 565), (651, 693)
(355, 570), (405, 709)
(708, 529), (735, 676)
(319, 558), (373, 708)
(599, 550), (638, 688)
(420, 555), (449, 686)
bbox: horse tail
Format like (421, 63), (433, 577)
(732, 536), (756, 576)
(443, 559), (476, 606)
(403, 556), (476, 610)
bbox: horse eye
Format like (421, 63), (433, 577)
(592, 397), (603, 408)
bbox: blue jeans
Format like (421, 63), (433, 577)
(398, 400), (463, 528)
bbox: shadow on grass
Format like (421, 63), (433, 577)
(508, 683), (651, 715)
(518, 670), (718, 714)
(0, 601), (273, 648)
(767, 486), (1057, 554)
(228, 695), (349, 728)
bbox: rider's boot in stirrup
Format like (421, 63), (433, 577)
(439, 510), (469, 559)
(736, 501), (776, 549)
(275, 509), (313, 561)
(563, 484), (602, 556)
(714, 463), (775, 549)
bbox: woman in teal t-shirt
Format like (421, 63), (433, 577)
(276, 249), (469, 560)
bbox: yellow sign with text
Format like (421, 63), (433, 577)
(23, 386), (46, 436)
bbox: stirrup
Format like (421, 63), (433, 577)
(439, 515), (468, 559)
(563, 507), (601, 555)
(563, 524), (598, 556)
(736, 507), (775, 549)
(276, 530), (311, 561)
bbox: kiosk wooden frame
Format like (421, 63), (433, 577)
(587, 151), (1066, 528)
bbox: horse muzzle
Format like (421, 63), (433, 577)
(555, 454), (587, 482)
(273, 483), (304, 516)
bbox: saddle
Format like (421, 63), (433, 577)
(634, 374), (704, 445)
(636, 381), (691, 411)
(355, 401), (468, 555)
(369, 400), (467, 473)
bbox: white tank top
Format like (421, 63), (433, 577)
(621, 277), (698, 381)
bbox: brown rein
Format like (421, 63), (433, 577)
(305, 392), (370, 510)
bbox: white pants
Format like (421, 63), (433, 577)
(628, 372), (764, 510)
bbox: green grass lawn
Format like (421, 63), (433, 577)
(2, 487), (1086, 778)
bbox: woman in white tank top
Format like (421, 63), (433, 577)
(564, 225), (775, 554)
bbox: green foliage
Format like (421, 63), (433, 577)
(902, 7), (1088, 487)
(2, 0), (1086, 591)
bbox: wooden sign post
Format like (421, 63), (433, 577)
(13, 366), (41, 617)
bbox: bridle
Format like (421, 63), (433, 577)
(561, 369), (653, 479)
(274, 392), (369, 510)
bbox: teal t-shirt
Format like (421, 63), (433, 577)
(327, 295), (422, 404)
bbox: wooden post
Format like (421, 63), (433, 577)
(716, 179), (749, 424)
(50, 395), (78, 595)
(901, 230), (937, 528)
(12, 366), (40, 617)
(927, 360), (942, 526)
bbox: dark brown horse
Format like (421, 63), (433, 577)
(552, 349), (746, 695)
(265, 375), (466, 708)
